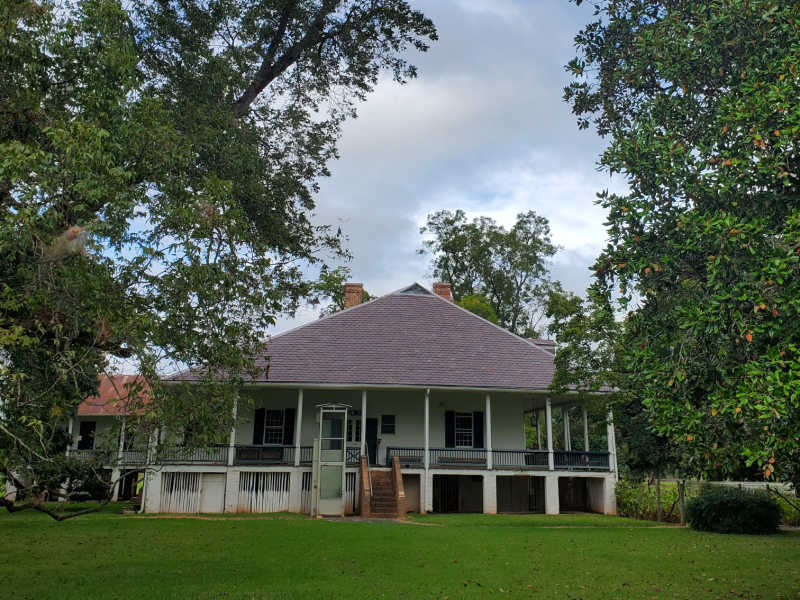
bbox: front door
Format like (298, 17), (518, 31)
(366, 418), (378, 465)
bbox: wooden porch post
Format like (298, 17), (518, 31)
(563, 406), (571, 451)
(424, 388), (430, 470)
(294, 389), (303, 466)
(227, 395), (238, 467)
(546, 398), (554, 471)
(582, 407), (589, 451)
(485, 394), (492, 470)
(360, 390), (367, 459)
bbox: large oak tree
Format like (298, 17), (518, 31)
(1, 0), (435, 517)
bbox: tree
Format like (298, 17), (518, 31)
(419, 210), (558, 336)
(457, 294), (499, 324)
(312, 266), (374, 317)
(1, 0), (436, 518)
(566, 0), (800, 483)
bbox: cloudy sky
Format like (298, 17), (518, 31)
(274, 0), (627, 333)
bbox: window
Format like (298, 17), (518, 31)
(346, 418), (361, 443)
(455, 413), (473, 448)
(380, 415), (396, 435)
(264, 410), (285, 445)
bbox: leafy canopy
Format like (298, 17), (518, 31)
(419, 209), (558, 336)
(566, 0), (800, 483)
(0, 0), (435, 516)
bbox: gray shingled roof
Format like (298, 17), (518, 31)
(173, 284), (556, 390)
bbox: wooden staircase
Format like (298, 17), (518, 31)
(369, 471), (398, 518)
(360, 455), (406, 519)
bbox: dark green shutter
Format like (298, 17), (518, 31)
(253, 408), (265, 445)
(473, 411), (484, 449)
(445, 411), (455, 448)
(283, 408), (296, 445)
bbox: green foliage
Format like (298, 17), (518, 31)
(686, 486), (782, 535)
(615, 479), (683, 523)
(312, 266), (374, 317)
(566, 0), (800, 481)
(419, 209), (558, 335)
(1, 0), (436, 509)
(457, 294), (498, 324)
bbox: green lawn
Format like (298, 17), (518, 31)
(1, 507), (798, 599)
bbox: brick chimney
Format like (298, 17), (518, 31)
(344, 283), (364, 308)
(432, 282), (453, 302)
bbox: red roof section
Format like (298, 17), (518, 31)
(78, 374), (150, 416)
(173, 284), (556, 391)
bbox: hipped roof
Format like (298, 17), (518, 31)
(173, 284), (556, 391)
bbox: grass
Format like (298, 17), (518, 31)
(1, 506), (798, 599)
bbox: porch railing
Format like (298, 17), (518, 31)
(157, 445), (228, 465)
(492, 449), (549, 468)
(430, 448), (487, 467)
(385, 447), (610, 471)
(554, 450), (610, 470)
(345, 447), (361, 465)
(69, 448), (146, 466)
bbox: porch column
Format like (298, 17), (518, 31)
(482, 473), (497, 514)
(227, 395), (238, 467)
(583, 407), (589, 451)
(563, 406), (571, 451)
(485, 394), (492, 470)
(360, 390), (367, 459)
(66, 415), (74, 457)
(293, 389), (303, 466)
(112, 418), (126, 502)
(546, 398), (554, 471)
(544, 475), (560, 515)
(607, 409), (618, 478)
(423, 389), (430, 470)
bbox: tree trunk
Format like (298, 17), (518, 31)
(656, 477), (662, 523)
(678, 480), (686, 525)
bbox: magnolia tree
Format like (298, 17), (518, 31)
(0, 0), (436, 518)
(565, 0), (800, 487)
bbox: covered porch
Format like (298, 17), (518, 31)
(160, 385), (616, 475)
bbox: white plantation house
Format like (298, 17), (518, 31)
(70, 283), (618, 517)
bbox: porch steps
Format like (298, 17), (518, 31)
(369, 471), (398, 518)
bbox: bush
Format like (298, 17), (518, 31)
(615, 479), (683, 522)
(686, 486), (782, 535)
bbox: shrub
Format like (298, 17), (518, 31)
(686, 486), (782, 535)
(615, 479), (683, 522)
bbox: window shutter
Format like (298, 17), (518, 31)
(252, 408), (265, 445)
(472, 411), (484, 449)
(445, 411), (455, 448)
(283, 408), (296, 445)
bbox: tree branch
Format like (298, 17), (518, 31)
(232, 0), (342, 118)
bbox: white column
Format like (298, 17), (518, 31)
(485, 393), (492, 470)
(583, 407), (589, 451)
(111, 418), (126, 502)
(424, 389), (430, 470)
(227, 396), (238, 467)
(563, 406), (571, 451)
(544, 474), (560, 515)
(294, 389), (303, 466)
(360, 390), (367, 459)
(607, 409), (618, 479)
(546, 398), (554, 471)
(482, 473), (497, 514)
(224, 470), (240, 513)
(66, 415), (74, 457)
